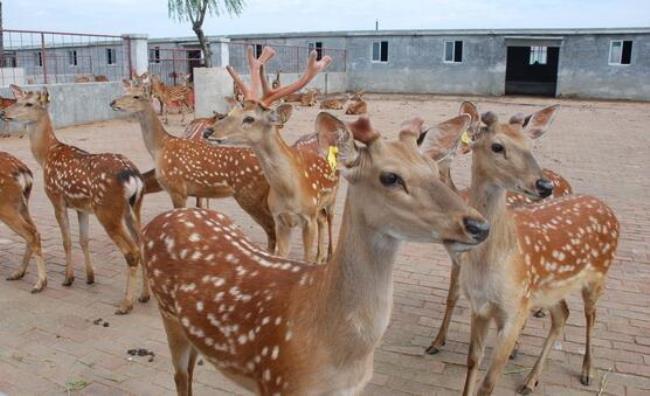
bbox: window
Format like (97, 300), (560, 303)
(68, 50), (78, 66)
(254, 44), (263, 58)
(529, 46), (547, 65)
(149, 46), (161, 64)
(106, 48), (116, 65)
(444, 41), (463, 63)
(609, 40), (632, 65)
(308, 41), (323, 60)
(35, 52), (43, 67)
(372, 41), (388, 62)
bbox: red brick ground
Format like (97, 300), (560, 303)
(1, 95), (649, 395)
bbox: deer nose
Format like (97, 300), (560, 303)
(203, 128), (214, 139)
(109, 100), (116, 107)
(463, 217), (490, 242)
(535, 178), (553, 198)
(0, 110), (5, 119)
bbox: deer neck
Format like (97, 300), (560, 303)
(313, 191), (399, 358)
(25, 112), (60, 165)
(467, 161), (518, 268)
(136, 104), (171, 158)
(252, 129), (301, 197)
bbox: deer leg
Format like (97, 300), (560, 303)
(161, 313), (197, 396)
(302, 217), (318, 263)
(315, 210), (327, 264)
(53, 205), (75, 286)
(463, 313), (490, 396)
(77, 211), (95, 285)
(97, 212), (140, 315)
(170, 192), (187, 209)
(518, 300), (569, 395)
(326, 207), (334, 261)
(274, 221), (292, 258)
(125, 198), (150, 304)
(2, 206), (47, 292)
(581, 282), (603, 386)
(427, 258), (461, 354)
(477, 309), (529, 396)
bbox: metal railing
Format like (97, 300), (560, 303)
(1, 29), (130, 85)
(148, 47), (202, 86)
(228, 42), (347, 74)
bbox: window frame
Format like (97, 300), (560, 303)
(371, 41), (389, 63)
(608, 40), (632, 66)
(443, 40), (463, 64)
(308, 41), (324, 60)
(529, 46), (548, 65)
(35, 51), (43, 67)
(254, 44), (263, 59)
(106, 48), (117, 65)
(68, 50), (78, 67)
(150, 46), (161, 64)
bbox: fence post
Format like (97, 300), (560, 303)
(40, 32), (48, 84)
(121, 34), (148, 78)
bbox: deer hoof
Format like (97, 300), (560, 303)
(517, 385), (534, 395)
(533, 309), (546, 318)
(6, 271), (26, 281)
(425, 343), (444, 355)
(31, 279), (47, 293)
(86, 275), (95, 285)
(115, 304), (133, 315)
(580, 375), (592, 386)
(138, 295), (151, 303)
(62, 276), (75, 287)
(510, 348), (519, 360)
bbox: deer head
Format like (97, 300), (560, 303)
(110, 80), (152, 113)
(342, 115), (489, 250)
(0, 85), (50, 123)
(464, 102), (558, 200)
(207, 103), (294, 145)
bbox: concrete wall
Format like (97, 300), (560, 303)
(0, 81), (125, 132)
(557, 34), (650, 100)
(0, 68), (24, 86)
(345, 35), (506, 96)
(194, 67), (348, 117)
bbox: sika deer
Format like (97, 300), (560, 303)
(142, 113), (490, 396)
(1, 86), (148, 314)
(151, 74), (194, 124)
(0, 151), (47, 292)
(454, 107), (619, 395)
(205, 46), (339, 263)
(319, 95), (347, 110)
(426, 102), (574, 355)
(345, 91), (368, 115)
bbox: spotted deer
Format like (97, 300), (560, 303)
(0, 151), (47, 292)
(345, 91), (367, 115)
(151, 74), (194, 124)
(453, 107), (619, 395)
(319, 95), (347, 110)
(1, 86), (148, 315)
(142, 113), (490, 396)
(426, 102), (574, 356)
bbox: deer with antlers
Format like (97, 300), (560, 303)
(142, 109), (491, 395)
(0, 151), (47, 292)
(449, 104), (619, 395)
(425, 102), (574, 356)
(1, 85), (148, 314)
(150, 74), (194, 124)
(203, 46), (339, 263)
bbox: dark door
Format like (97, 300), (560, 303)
(187, 49), (203, 82)
(505, 46), (559, 97)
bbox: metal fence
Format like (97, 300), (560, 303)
(228, 42), (347, 74)
(148, 47), (202, 86)
(0, 29), (130, 85)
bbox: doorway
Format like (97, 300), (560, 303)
(505, 46), (559, 97)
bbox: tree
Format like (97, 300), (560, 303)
(168, 0), (245, 68)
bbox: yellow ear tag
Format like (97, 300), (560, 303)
(460, 130), (472, 146)
(327, 146), (339, 172)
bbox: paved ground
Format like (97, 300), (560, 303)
(1, 94), (649, 395)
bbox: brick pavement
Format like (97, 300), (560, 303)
(1, 95), (649, 395)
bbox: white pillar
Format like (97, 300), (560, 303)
(122, 34), (149, 77)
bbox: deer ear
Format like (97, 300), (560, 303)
(523, 105), (558, 139)
(267, 104), (293, 126)
(421, 114), (471, 163)
(346, 116), (380, 145)
(315, 112), (357, 172)
(122, 79), (132, 90)
(398, 117), (426, 146)
(10, 84), (25, 99)
(40, 88), (50, 104)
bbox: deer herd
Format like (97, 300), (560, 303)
(0, 46), (620, 396)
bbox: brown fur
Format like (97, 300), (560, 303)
(151, 74), (194, 124)
(0, 151), (47, 292)
(454, 105), (619, 395)
(345, 92), (367, 115)
(142, 114), (488, 395)
(2, 85), (148, 315)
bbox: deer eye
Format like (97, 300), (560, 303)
(133, 96), (141, 100)
(491, 143), (504, 153)
(25, 103), (33, 107)
(243, 116), (255, 124)
(379, 172), (405, 188)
